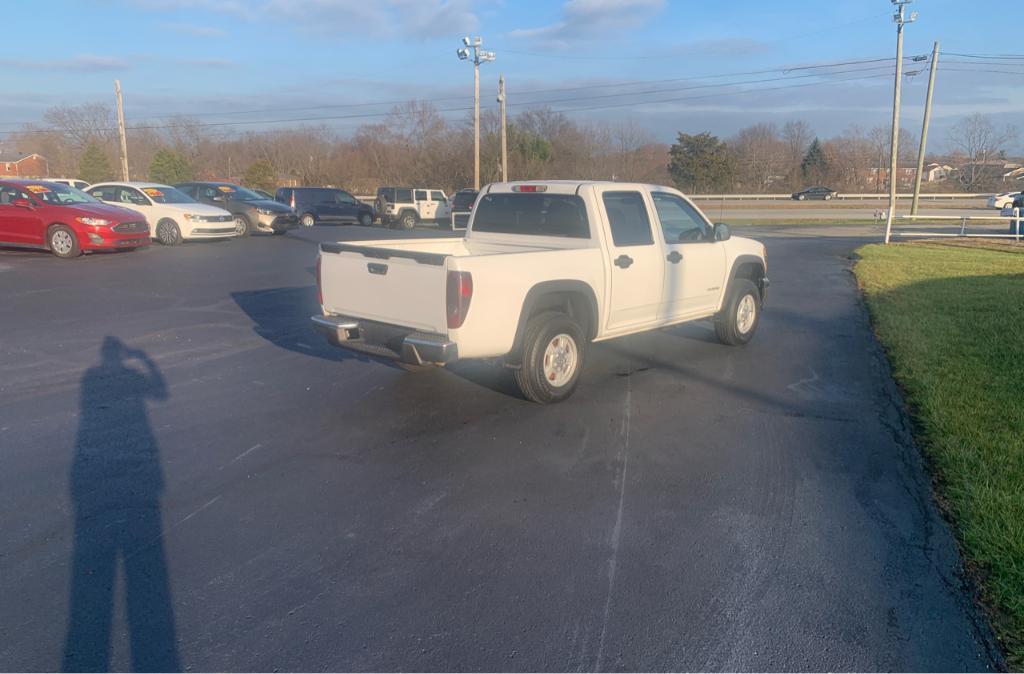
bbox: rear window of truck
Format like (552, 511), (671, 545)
(472, 193), (589, 238)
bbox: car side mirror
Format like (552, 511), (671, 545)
(12, 198), (34, 209)
(713, 223), (731, 242)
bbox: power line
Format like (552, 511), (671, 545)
(0, 54), (921, 131)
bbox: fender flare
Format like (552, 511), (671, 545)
(507, 280), (600, 361)
(725, 254), (768, 300)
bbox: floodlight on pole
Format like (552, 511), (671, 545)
(883, 0), (917, 245)
(456, 35), (496, 190)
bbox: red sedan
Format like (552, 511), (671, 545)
(0, 179), (150, 258)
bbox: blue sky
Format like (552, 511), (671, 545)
(0, 0), (1020, 150)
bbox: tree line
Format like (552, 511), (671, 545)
(8, 101), (1019, 194)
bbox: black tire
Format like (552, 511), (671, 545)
(513, 311), (586, 404)
(156, 219), (182, 246)
(797, 194), (806, 201)
(300, 213), (316, 228)
(715, 278), (761, 346)
(233, 214), (252, 237)
(399, 212), (417, 230)
(358, 212), (372, 227)
(47, 224), (81, 259)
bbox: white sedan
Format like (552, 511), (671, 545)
(988, 191), (1022, 209)
(86, 181), (235, 245)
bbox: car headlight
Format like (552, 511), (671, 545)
(76, 217), (112, 226)
(256, 208), (275, 216)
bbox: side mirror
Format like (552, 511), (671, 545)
(713, 223), (731, 242)
(12, 198), (34, 209)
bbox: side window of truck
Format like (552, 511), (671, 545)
(603, 191), (654, 247)
(651, 192), (710, 243)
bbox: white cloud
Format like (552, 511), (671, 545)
(510, 0), (665, 45)
(123, 0), (479, 38)
(163, 22), (227, 37)
(0, 54), (129, 71)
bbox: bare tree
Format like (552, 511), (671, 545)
(731, 123), (786, 192)
(947, 113), (1019, 191)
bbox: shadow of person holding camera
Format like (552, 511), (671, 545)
(62, 337), (180, 672)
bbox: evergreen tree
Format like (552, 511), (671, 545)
(242, 160), (277, 193)
(78, 143), (114, 185)
(148, 149), (193, 185)
(667, 132), (737, 193)
(800, 138), (830, 185)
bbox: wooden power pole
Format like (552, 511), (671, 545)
(910, 41), (940, 216)
(114, 80), (130, 181)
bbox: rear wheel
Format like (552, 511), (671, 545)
(301, 213), (316, 227)
(399, 212), (417, 230)
(513, 311), (586, 404)
(48, 225), (81, 259)
(156, 219), (182, 246)
(358, 212), (372, 227)
(715, 278), (761, 346)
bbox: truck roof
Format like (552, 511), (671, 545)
(484, 180), (665, 195)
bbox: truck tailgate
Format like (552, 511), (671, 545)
(319, 242), (448, 334)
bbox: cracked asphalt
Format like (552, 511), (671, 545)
(0, 224), (1002, 671)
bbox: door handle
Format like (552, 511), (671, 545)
(666, 251), (683, 264)
(614, 254), (633, 269)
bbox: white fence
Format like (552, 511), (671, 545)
(893, 209), (1023, 241)
(690, 193), (987, 201)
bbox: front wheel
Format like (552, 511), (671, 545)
(156, 219), (182, 246)
(234, 214), (252, 237)
(513, 311), (586, 404)
(715, 278), (761, 346)
(48, 225), (81, 258)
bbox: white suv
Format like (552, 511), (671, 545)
(87, 182), (236, 245)
(375, 186), (451, 230)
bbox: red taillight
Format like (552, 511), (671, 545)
(316, 255), (323, 306)
(446, 271), (472, 329)
(290, 193), (296, 210)
(511, 184), (547, 193)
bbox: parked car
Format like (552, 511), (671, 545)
(0, 179), (149, 258)
(449, 188), (478, 230)
(313, 181), (768, 404)
(47, 178), (90, 191)
(274, 187), (374, 228)
(86, 181), (235, 245)
(175, 181), (297, 236)
(989, 191), (1022, 209)
(1003, 194), (1024, 234)
(375, 186), (451, 229)
(791, 186), (837, 201)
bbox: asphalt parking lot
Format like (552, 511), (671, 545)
(0, 225), (1002, 671)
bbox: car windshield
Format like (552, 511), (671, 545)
(142, 186), (195, 204)
(217, 185), (264, 201)
(27, 183), (100, 205)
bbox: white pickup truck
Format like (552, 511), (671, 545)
(313, 181), (769, 403)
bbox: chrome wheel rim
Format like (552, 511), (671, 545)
(51, 230), (74, 255)
(542, 333), (578, 388)
(158, 222), (177, 243)
(736, 295), (756, 334)
(234, 216), (247, 235)
(302, 215), (314, 227)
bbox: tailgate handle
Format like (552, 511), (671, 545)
(367, 263), (388, 275)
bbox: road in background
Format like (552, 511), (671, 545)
(0, 224), (1001, 671)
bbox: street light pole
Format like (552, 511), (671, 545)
(457, 37), (495, 190)
(884, 0), (917, 244)
(114, 80), (130, 181)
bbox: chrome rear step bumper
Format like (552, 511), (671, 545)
(311, 314), (458, 365)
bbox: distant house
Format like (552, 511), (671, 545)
(956, 160), (1022, 187)
(0, 150), (49, 178)
(1002, 166), (1024, 183)
(923, 163), (953, 182)
(864, 166), (917, 190)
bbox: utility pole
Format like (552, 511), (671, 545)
(884, 0), (917, 244)
(498, 75), (508, 182)
(910, 41), (939, 216)
(457, 36), (496, 190)
(114, 80), (130, 181)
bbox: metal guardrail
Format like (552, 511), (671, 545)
(894, 209), (1022, 241)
